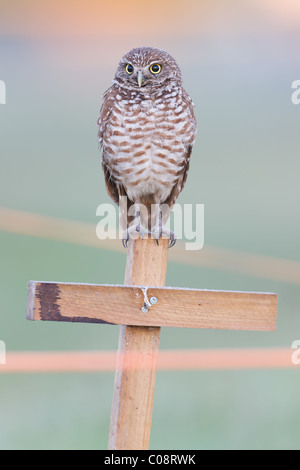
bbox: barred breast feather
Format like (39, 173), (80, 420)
(98, 82), (196, 207)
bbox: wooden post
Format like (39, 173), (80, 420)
(108, 237), (168, 450)
(26, 238), (277, 450)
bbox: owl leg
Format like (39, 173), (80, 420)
(122, 210), (147, 248)
(149, 205), (176, 248)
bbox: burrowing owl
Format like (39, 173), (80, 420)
(98, 47), (197, 247)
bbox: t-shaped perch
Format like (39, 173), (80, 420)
(26, 238), (277, 449)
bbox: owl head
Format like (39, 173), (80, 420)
(113, 47), (183, 90)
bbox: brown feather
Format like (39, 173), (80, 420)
(97, 47), (197, 236)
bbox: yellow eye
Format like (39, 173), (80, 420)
(126, 64), (134, 74)
(150, 64), (161, 74)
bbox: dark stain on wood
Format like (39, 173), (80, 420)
(36, 283), (114, 325)
(36, 283), (61, 321)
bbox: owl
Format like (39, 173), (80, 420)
(98, 47), (197, 247)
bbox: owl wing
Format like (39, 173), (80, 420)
(98, 87), (124, 205)
(164, 144), (192, 208)
(164, 92), (196, 208)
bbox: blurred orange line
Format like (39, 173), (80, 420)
(0, 349), (295, 373)
(0, 207), (300, 284)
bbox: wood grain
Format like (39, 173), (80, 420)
(108, 237), (168, 450)
(25, 237), (277, 450)
(27, 282), (277, 331)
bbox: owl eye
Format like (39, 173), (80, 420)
(126, 64), (134, 75)
(150, 64), (162, 74)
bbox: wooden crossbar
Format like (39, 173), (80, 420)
(27, 281), (277, 331)
(25, 237), (278, 450)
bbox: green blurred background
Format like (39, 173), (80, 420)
(0, 0), (300, 449)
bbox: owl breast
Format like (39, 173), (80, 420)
(101, 85), (196, 205)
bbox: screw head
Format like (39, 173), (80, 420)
(141, 306), (149, 313)
(150, 296), (158, 305)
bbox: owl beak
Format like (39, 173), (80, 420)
(137, 70), (144, 88)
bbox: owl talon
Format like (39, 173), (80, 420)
(122, 232), (129, 249)
(168, 233), (176, 249)
(149, 227), (176, 249)
(162, 230), (176, 249)
(122, 223), (146, 247)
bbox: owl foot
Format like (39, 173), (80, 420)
(150, 227), (177, 249)
(122, 223), (147, 248)
(168, 231), (177, 249)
